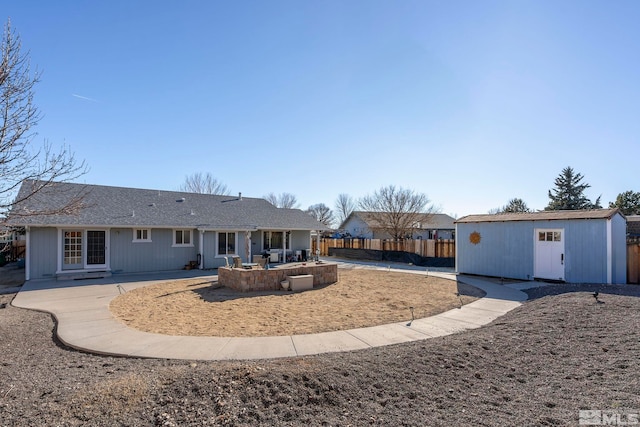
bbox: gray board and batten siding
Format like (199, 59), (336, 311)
(110, 228), (196, 274)
(27, 227), (58, 279)
(455, 209), (627, 284)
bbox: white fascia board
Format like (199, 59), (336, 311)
(23, 223), (203, 230)
(198, 225), (258, 232)
(261, 227), (327, 231)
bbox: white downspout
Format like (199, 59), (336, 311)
(606, 218), (612, 284)
(454, 224), (458, 274)
(25, 226), (30, 281)
(199, 230), (204, 269)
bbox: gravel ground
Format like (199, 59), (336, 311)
(1, 283), (640, 426)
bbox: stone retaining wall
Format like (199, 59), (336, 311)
(218, 262), (338, 292)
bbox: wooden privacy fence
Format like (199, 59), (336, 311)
(629, 244), (640, 284)
(313, 238), (455, 258)
(0, 241), (25, 263)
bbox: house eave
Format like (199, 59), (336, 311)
(15, 223), (325, 232)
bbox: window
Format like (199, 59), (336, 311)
(538, 231), (561, 242)
(173, 229), (193, 246)
(218, 232), (236, 255)
(133, 229), (151, 242)
(263, 231), (289, 250)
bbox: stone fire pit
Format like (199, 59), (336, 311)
(217, 262), (338, 292)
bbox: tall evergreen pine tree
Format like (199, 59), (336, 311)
(545, 167), (601, 210)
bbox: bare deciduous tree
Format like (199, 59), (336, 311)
(264, 192), (300, 209)
(1, 19), (87, 222)
(335, 193), (355, 226)
(358, 185), (436, 240)
(179, 172), (230, 195)
(306, 203), (335, 227)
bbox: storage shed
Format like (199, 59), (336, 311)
(455, 209), (626, 284)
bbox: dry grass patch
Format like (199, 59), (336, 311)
(110, 269), (484, 337)
(67, 373), (150, 419)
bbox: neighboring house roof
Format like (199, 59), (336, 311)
(627, 215), (640, 235)
(8, 181), (329, 231)
(456, 208), (622, 224)
(340, 211), (455, 230)
(415, 213), (456, 229)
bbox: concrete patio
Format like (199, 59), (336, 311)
(11, 262), (530, 361)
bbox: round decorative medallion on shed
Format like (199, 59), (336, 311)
(469, 231), (481, 245)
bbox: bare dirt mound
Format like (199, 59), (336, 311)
(110, 269), (483, 336)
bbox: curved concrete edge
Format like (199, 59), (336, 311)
(11, 268), (530, 361)
(1, 286), (23, 295)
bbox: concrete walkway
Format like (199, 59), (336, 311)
(11, 263), (529, 361)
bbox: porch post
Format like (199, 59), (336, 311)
(245, 231), (251, 263)
(316, 230), (321, 260)
(282, 231), (286, 263)
(25, 226), (30, 281)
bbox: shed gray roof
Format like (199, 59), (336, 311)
(456, 208), (622, 224)
(8, 180), (329, 231)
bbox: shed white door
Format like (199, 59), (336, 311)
(534, 229), (565, 281)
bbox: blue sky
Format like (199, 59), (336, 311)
(4, 1), (639, 218)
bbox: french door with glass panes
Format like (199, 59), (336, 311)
(62, 230), (107, 270)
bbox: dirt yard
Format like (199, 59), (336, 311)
(2, 283), (639, 426)
(110, 269), (484, 336)
(0, 263), (25, 290)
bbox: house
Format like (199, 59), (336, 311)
(0, 228), (20, 244)
(339, 211), (455, 240)
(627, 215), (640, 238)
(455, 209), (627, 284)
(0, 227), (25, 264)
(7, 180), (329, 280)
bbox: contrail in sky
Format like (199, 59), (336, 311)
(72, 94), (99, 102)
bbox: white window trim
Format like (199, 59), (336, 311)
(172, 229), (194, 247)
(132, 228), (152, 243)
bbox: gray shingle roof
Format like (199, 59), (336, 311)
(456, 209), (622, 224)
(8, 180), (329, 231)
(342, 211), (455, 230)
